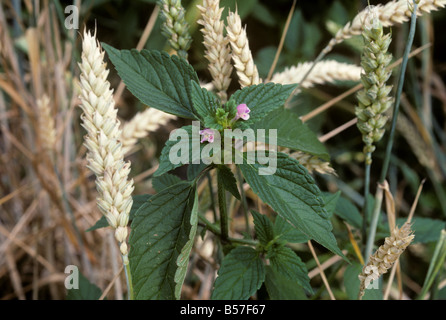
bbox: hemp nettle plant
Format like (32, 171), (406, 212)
(99, 41), (344, 299)
(75, 0), (446, 301)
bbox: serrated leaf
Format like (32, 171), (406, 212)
(269, 246), (312, 294)
(102, 44), (199, 119)
(86, 194), (152, 232)
(251, 107), (329, 161)
(66, 270), (103, 300)
(211, 246), (265, 300)
(190, 81), (220, 121)
(239, 152), (345, 259)
(230, 83), (297, 126)
(129, 181), (197, 300)
(251, 210), (275, 245)
(217, 165), (241, 200)
(274, 215), (309, 243)
(264, 266), (308, 300)
(155, 125), (207, 177)
(152, 173), (182, 192)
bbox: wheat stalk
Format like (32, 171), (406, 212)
(322, 0), (446, 56)
(78, 29), (134, 257)
(226, 10), (260, 88)
(270, 60), (362, 90)
(197, 0), (233, 102)
(121, 107), (176, 155)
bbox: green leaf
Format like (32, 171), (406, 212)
(395, 217), (446, 244)
(230, 83), (297, 126)
(344, 262), (383, 300)
(211, 246), (265, 300)
(251, 210), (275, 245)
(251, 107), (329, 161)
(239, 152), (345, 259)
(333, 195), (363, 230)
(268, 246), (313, 294)
(284, 9), (304, 54)
(155, 125), (207, 177)
(217, 165), (241, 200)
(129, 181), (197, 299)
(152, 173), (182, 192)
(264, 266), (308, 300)
(66, 270), (103, 300)
(102, 44), (199, 119)
(274, 215), (309, 243)
(190, 81), (219, 122)
(86, 194), (152, 232)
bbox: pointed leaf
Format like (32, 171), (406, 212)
(103, 44), (199, 119)
(217, 165), (241, 200)
(268, 246), (312, 294)
(190, 80), (219, 121)
(238, 152), (345, 259)
(264, 266), (308, 300)
(251, 210), (275, 245)
(155, 125), (207, 177)
(211, 246), (265, 300)
(251, 107), (329, 161)
(230, 83), (296, 125)
(129, 181), (197, 299)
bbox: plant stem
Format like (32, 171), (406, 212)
(364, 0), (419, 262)
(122, 253), (134, 300)
(236, 166), (250, 234)
(362, 155), (371, 248)
(217, 170), (229, 243)
(198, 214), (258, 246)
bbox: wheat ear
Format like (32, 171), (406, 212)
(226, 10), (260, 88)
(37, 94), (56, 151)
(121, 108), (176, 155)
(197, 0), (233, 102)
(159, 0), (192, 60)
(358, 222), (414, 299)
(271, 60), (362, 90)
(322, 0), (446, 56)
(78, 29), (134, 257)
(355, 10), (394, 165)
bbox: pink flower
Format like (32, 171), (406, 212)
(235, 103), (250, 121)
(199, 128), (215, 143)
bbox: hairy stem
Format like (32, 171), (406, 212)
(217, 169), (229, 243)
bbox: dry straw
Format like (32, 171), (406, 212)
(78, 29), (134, 257)
(270, 60), (362, 90)
(121, 107), (176, 155)
(197, 0), (233, 102)
(322, 0), (446, 56)
(226, 10), (260, 88)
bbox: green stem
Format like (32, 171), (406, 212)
(198, 214), (258, 246)
(364, 0), (419, 262)
(217, 170), (229, 243)
(122, 253), (134, 300)
(236, 166), (250, 234)
(362, 154), (371, 249)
